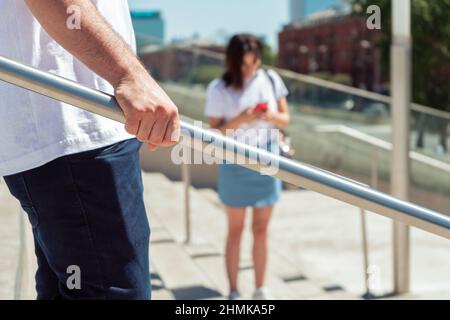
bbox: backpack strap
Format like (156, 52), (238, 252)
(264, 69), (277, 100)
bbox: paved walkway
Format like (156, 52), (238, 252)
(143, 173), (360, 300)
(1, 172), (449, 300)
(0, 179), (21, 300)
(142, 173), (450, 300)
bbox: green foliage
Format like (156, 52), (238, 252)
(262, 43), (276, 66)
(310, 72), (352, 86)
(185, 64), (223, 86)
(350, 0), (450, 111)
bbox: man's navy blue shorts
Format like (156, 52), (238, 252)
(4, 138), (151, 300)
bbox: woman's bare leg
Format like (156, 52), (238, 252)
(252, 206), (273, 289)
(225, 207), (246, 292)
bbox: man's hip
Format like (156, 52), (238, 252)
(4, 138), (151, 300)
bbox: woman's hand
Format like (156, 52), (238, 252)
(238, 108), (265, 124)
(208, 107), (270, 135)
(259, 110), (276, 123)
(261, 98), (290, 129)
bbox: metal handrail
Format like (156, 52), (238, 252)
(315, 124), (450, 173)
(1, 54), (449, 240)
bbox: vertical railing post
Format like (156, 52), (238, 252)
(391, 0), (412, 294)
(360, 146), (379, 298)
(360, 207), (371, 297)
(182, 163), (192, 244)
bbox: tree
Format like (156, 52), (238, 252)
(187, 65), (223, 86)
(262, 43), (276, 66)
(350, 0), (450, 151)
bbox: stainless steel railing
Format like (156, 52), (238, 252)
(314, 124), (450, 174)
(0, 55), (449, 242)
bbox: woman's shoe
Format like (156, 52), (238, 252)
(227, 290), (241, 300)
(252, 287), (273, 300)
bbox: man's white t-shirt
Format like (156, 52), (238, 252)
(0, 0), (136, 176)
(205, 69), (289, 146)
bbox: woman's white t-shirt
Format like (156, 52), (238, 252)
(0, 0), (135, 176)
(205, 69), (289, 146)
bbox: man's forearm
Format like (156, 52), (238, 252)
(25, 0), (180, 150)
(25, 0), (144, 87)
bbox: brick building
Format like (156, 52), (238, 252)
(278, 12), (383, 92)
(139, 45), (224, 83)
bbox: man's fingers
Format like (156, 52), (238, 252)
(147, 142), (159, 152)
(123, 104), (179, 146)
(148, 117), (169, 146)
(124, 118), (141, 136)
(163, 115), (181, 145)
(136, 118), (155, 142)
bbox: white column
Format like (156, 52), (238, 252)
(390, 0), (411, 294)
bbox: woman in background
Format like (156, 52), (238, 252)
(204, 34), (290, 300)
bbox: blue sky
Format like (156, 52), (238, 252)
(128, 0), (342, 48)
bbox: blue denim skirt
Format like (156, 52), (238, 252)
(218, 140), (282, 208)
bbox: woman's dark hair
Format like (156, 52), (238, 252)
(222, 34), (263, 90)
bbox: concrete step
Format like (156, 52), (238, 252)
(268, 247), (361, 300)
(190, 219), (302, 300)
(0, 178), (22, 300)
(162, 176), (361, 300)
(188, 210), (301, 300)
(142, 173), (187, 243)
(196, 188), (223, 209)
(182, 243), (299, 300)
(183, 244), (231, 298)
(4, 169), (440, 300)
(148, 213), (175, 300)
(149, 227), (224, 300)
(141, 172), (303, 300)
(144, 190), (224, 300)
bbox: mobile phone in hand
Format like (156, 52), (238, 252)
(254, 102), (268, 113)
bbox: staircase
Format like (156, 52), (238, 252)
(142, 172), (360, 300)
(3, 171), (448, 300)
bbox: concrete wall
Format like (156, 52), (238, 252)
(140, 145), (219, 189)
